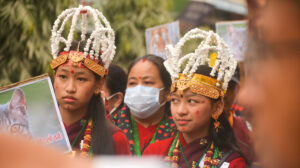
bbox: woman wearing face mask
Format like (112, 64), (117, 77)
(111, 55), (177, 156)
(101, 64), (127, 119)
(143, 29), (247, 168)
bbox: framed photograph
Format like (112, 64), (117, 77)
(145, 21), (180, 59)
(216, 20), (248, 61)
(0, 74), (71, 152)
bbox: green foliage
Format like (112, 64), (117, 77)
(0, 0), (73, 86)
(0, 0), (174, 85)
(99, 0), (173, 68)
(171, 0), (189, 17)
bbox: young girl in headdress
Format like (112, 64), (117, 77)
(49, 5), (130, 157)
(143, 29), (247, 168)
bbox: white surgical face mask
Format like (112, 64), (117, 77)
(124, 85), (165, 119)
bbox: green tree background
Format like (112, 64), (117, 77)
(0, 0), (188, 86)
(101, 0), (172, 67)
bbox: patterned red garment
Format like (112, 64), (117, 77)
(111, 105), (177, 155)
(143, 133), (247, 168)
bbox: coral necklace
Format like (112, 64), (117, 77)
(71, 117), (93, 157)
(166, 132), (220, 168)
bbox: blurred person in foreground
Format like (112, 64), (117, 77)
(224, 66), (254, 164)
(240, 0), (300, 168)
(0, 132), (91, 168)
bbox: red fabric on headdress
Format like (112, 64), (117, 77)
(58, 51), (100, 69)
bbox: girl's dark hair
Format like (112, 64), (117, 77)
(88, 95), (115, 155)
(105, 64), (127, 110)
(59, 41), (115, 155)
(195, 65), (247, 162)
(128, 54), (172, 115)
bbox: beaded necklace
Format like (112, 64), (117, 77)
(179, 138), (211, 168)
(71, 117), (93, 157)
(131, 115), (166, 156)
(166, 132), (221, 168)
(80, 118), (93, 157)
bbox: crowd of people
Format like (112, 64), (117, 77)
(1, 0), (299, 168)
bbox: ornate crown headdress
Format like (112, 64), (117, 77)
(50, 5), (116, 77)
(164, 28), (237, 99)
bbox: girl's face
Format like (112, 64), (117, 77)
(127, 60), (167, 103)
(54, 65), (102, 112)
(171, 89), (222, 135)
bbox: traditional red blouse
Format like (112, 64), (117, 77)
(143, 134), (247, 168)
(136, 121), (158, 152)
(65, 118), (130, 155)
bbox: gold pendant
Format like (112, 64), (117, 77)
(69, 51), (84, 66)
(192, 161), (196, 168)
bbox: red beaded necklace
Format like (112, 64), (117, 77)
(71, 118), (93, 158)
(80, 119), (92, 157)
(166, 132), (221, 168)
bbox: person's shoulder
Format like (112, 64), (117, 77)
(233, 116), (248, 128)
(222, 150), (247, 168)
(227, 156), (247, 168)
(112, 129), (129, 146)
(112, 130), (131, 155)
(142, 136), (175, 156)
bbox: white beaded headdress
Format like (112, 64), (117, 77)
(50, 5), (115, 77)
(164, 28), (237, 99)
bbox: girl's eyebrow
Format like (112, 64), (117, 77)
(185, 93), (200, 98)
(128, 76), (138, 80)
(59, 69), (69, 73)
(170, 93), (179, 97)
(74, 71), (86, 75)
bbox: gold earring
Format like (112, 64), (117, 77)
(212, 114), (220, 132)
(166, 94), (171, 101)
(94, 89), (101, 95)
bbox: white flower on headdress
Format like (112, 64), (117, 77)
(164, 28), (237, 91)
(50, 5), (115, 69)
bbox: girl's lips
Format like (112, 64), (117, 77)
(177, 119), (191, 125)
(62, 96), (77, 103)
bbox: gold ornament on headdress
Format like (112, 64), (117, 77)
(50, 51), (106, 77)
(69, 42), (84, 66)
(83, 57), (105, 77)
(171, 73), (224, 99)
(50, 54), (68, 69)
(69, 51), (84, 66)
